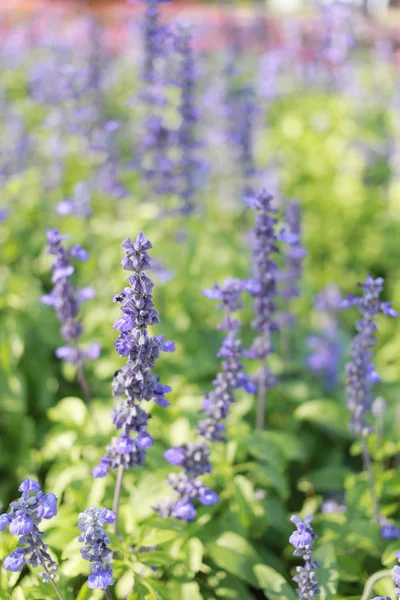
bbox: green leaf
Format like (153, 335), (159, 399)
(138, 551), (172, 567)
(233, 475), (255, 527)
(187, 537), (203, 573)
(254, 564), (297, 600)
(48, 397), (87, 428)
(139, 517), (187, 546)
(246, 431), (285, 466)
(314, 543), (339, 600)
(76, 584), (92, 600)
(116, 571), (135, 598)
(382, 541), (400, 567)
(208, 532), (261, 588)
(181, 582), (203, 600)
(294, 399), (349, 437)
(299, 466), (352, 493)
(244, 463), (288, 498)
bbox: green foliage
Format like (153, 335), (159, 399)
(1, 22), (400, 600)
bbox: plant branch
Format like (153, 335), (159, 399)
(361, 433), (381, 522)
(360, 569), (393, 600)
(112, 465), (125, 538)
(105, 588), (113, 600)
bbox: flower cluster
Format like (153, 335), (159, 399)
(0, 479), (58, 582)
(244, 189), (285, 390)
(280, 200), (306, 325)
(92, 233), (173, 478)
(198, 278), (256, 441)
(78, 507), (116, 590)
(224, 69), (257, 198)
(174, 26), (203, 215)
(307, 283), (343, 390)
(138, 0), (175, 197)
(156, 278), (254, 521)
(41, 229), (100, 366)
(342, 276), (397, 435)
(289, 515), (320, 600)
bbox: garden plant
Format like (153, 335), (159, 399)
(2, 1), (400, 599)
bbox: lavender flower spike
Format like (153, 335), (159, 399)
(245, 189), (289, 429)
(92, 233), (173, 478)
(343, 276), (396, 523)
(92, 234), (173, 531)
(1, 479), (62, 597)
(156, 278), (254, 521)
(289, 514), (320, 600)
(343, 276), (397, 435)
(41, 229), (99, 368)
(78, 507), (116, 590)
(174, 26), (203, 215)
(280, 200), (306, 325)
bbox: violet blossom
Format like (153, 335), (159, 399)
(0, 479), (59, 584)
(289, 515), (320, 600)
(41, 229), (99, 367)
(156, 278), (254, 521)
(92, 233), (174, 478)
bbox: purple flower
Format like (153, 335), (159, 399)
(199, 488), (219, 506)
(289, 515), (320, 599)
(4, 550), (26, 572)
(173, 26), (205, 214)
(1, 480), (58, 582)
(78, 507), (115, 591)
(0, 514), (11, 531)
(307, 284), (343, 390)
(164, 447), (186, 466)
(344, 276), (396, 435)
(9, 515), (34, 536)
(173, 501), (196, 522)
(279, 200), (306, 326)
(158, 278), (252, 522)
(244, 189), (281, 377)
(88, 568), (114, 590)
(18, 478), (41, 493)
(41, 229), (97, 368)
(394, 555), (400, 598)
(92, 458), (111, 479)
(56, 181), (92, 218)
(94, 233), (172, 478)
(37, 494), (58, 519)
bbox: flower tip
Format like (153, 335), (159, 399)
(18, 478), (41, 493)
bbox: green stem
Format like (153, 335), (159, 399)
(105, 588), (113, 600)
(41, 565), (64, 600)
(361, 433), (381, 522)
(256, 367), (266, 430)
(360, 569), (393, 600)
(112, 465), (125, 538)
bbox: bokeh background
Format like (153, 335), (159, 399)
(2, 0), (400, 599)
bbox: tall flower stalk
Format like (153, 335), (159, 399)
(92, 233), (173, 535)
(78, 507), (116, 593)
(342, 276), (397, 521)
(138, 0), (175, 197)
(174, 26), (202, 215)
(156, 278), (254, 521)
(245, 189), (291, 430)
(307, 284), (342, 391)
(41, 229), (99, 405)
(280, 200), (306, 361)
